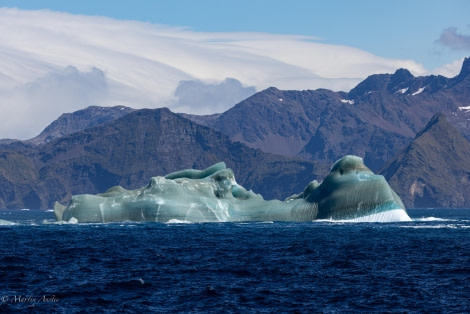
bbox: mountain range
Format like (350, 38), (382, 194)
(189, 57), (470, 171)
(1, 57), (469, 209)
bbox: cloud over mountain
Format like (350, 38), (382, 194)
(172, 78), (256, 114)
(0, 66), (109, 139)
(0, 7), (445, 139)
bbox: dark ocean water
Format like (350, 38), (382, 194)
(1, 208), (469, 313)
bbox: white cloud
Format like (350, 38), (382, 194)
(430, 57), (467, 77)
(0, 7), (451, 139)
(172, 78), (256, 114)
(0, 66), (109, 139)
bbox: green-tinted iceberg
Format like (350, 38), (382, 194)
(54, 155), (411, 223)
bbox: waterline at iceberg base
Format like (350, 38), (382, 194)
(54, 155), (411, 223)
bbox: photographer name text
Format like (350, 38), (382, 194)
(1, 295), (59, 304)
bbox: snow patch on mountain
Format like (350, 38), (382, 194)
(340, 99), (355, 105)
(396, 87), (409, 94)
(458, 106), (470, 113)
(412, 87), (425, 96)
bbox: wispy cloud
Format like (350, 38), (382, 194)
(0, 8), (436, 139)
(436, 27), (470, 51)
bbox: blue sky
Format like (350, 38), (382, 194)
(0, 0), (469, 139)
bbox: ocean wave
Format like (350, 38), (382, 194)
(413, 216), (453, 222)
(165, 219), (193, 224)
(400, 224), (459, 229)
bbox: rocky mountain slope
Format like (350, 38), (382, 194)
(26, 105), (135, 145)
(0, 108), (328, 209)
(194, 58), (470, 170)
(379, 113), (470, 208)
(0, 106), (135, 147)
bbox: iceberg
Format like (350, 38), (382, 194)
(54, 155), (410, 223)
(0, 219), (16, 226)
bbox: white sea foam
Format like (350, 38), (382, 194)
(42, 219), (75, 225)
(236, 221), (274, 225)
(68, 217), (78, 224)
(413, 216), (451, 222)
(400, 224), (458, 229)
(166, 219), (193, 224)
(316, 209), (412, 223)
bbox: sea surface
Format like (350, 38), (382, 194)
(0, 208), (469, 313)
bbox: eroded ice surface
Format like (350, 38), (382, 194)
(54, 155), (410, 223)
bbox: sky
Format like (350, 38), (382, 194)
(0, 0), (469, 140)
